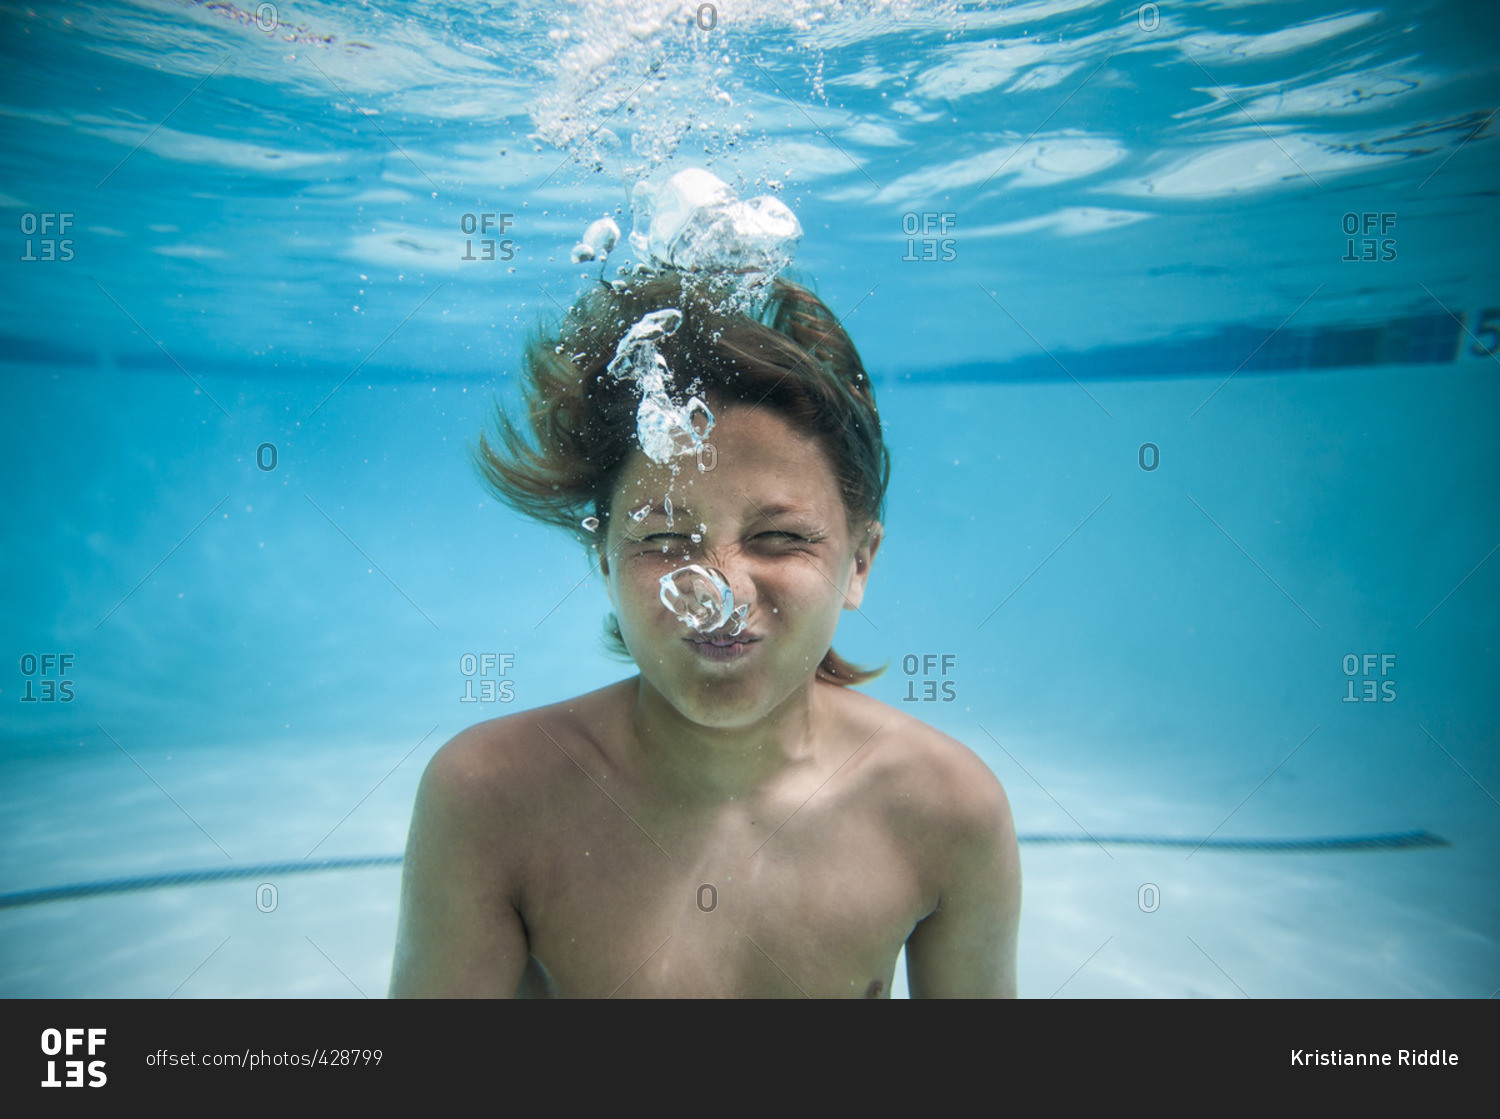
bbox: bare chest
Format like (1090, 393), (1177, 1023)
(516, 794), (929, 998)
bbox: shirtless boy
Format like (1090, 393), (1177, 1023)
(388, 273), (1020, 997)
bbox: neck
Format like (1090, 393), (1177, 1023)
(626, 673), (829, 799)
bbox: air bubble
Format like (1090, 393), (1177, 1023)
(659, 564), (751, 636)
(629, 168), (802, 314)
(570, 216), (620, 263)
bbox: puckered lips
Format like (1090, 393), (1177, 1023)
(685, 631), (761, 659)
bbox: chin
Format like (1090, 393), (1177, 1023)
(639, 659), (778, 727)
(626, 624), (824, 724)
(666, 681), (771, 729)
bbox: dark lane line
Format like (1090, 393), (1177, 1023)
(0, 831), (1452, 910)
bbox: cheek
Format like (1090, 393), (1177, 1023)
(614, 554), (679, 617)
(764, 558), (849, 626)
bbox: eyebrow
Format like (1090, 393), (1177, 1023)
(747, 501), (818, 521)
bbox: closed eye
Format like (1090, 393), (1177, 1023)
(759, 532), (821, 550)
(635, 531), (818, 545)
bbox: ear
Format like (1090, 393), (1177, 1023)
(842, 520), (882, 611)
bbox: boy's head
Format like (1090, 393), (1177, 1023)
(473, 270), (890, 686)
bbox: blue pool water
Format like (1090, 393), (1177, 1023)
(2, 0), (1497, 998)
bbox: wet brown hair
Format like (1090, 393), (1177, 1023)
(472, 271), (890, 685)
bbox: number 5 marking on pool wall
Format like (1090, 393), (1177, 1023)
(1469, 307), (1500, 357)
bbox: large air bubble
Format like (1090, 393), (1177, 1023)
(659, 564), (750, 637)
(630, 168), (802, 279)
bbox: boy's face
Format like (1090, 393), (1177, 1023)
(598, 403), (881, 729)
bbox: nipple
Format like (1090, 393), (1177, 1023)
(658, 564), (750, 637)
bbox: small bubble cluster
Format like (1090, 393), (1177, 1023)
(606, 307), (715, 465)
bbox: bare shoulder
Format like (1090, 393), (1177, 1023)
(830, 689), (1021, 996)
(390, 679), (637, 997)
(832, 686), (1016, 864)
(416, 678), (632, 823)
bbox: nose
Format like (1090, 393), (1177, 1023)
(703, 547), (757, 626)
(710, 555), (754, 605)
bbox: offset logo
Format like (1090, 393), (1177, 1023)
(1343, 653), (1396, 702)
(19, 653), (76, 702)
(40, 1028), (107, 1088)
(901, 212), (956, 262)
(459, 653), (516, 703)
(20, 213), (75, 262)
(1341, 212), (1396, 262)
(901, 653), (957, 702)
(460, 213), (516, 262)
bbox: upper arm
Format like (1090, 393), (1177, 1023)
(388, 726), (530, 998)
(902, 762), (1021, 999)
